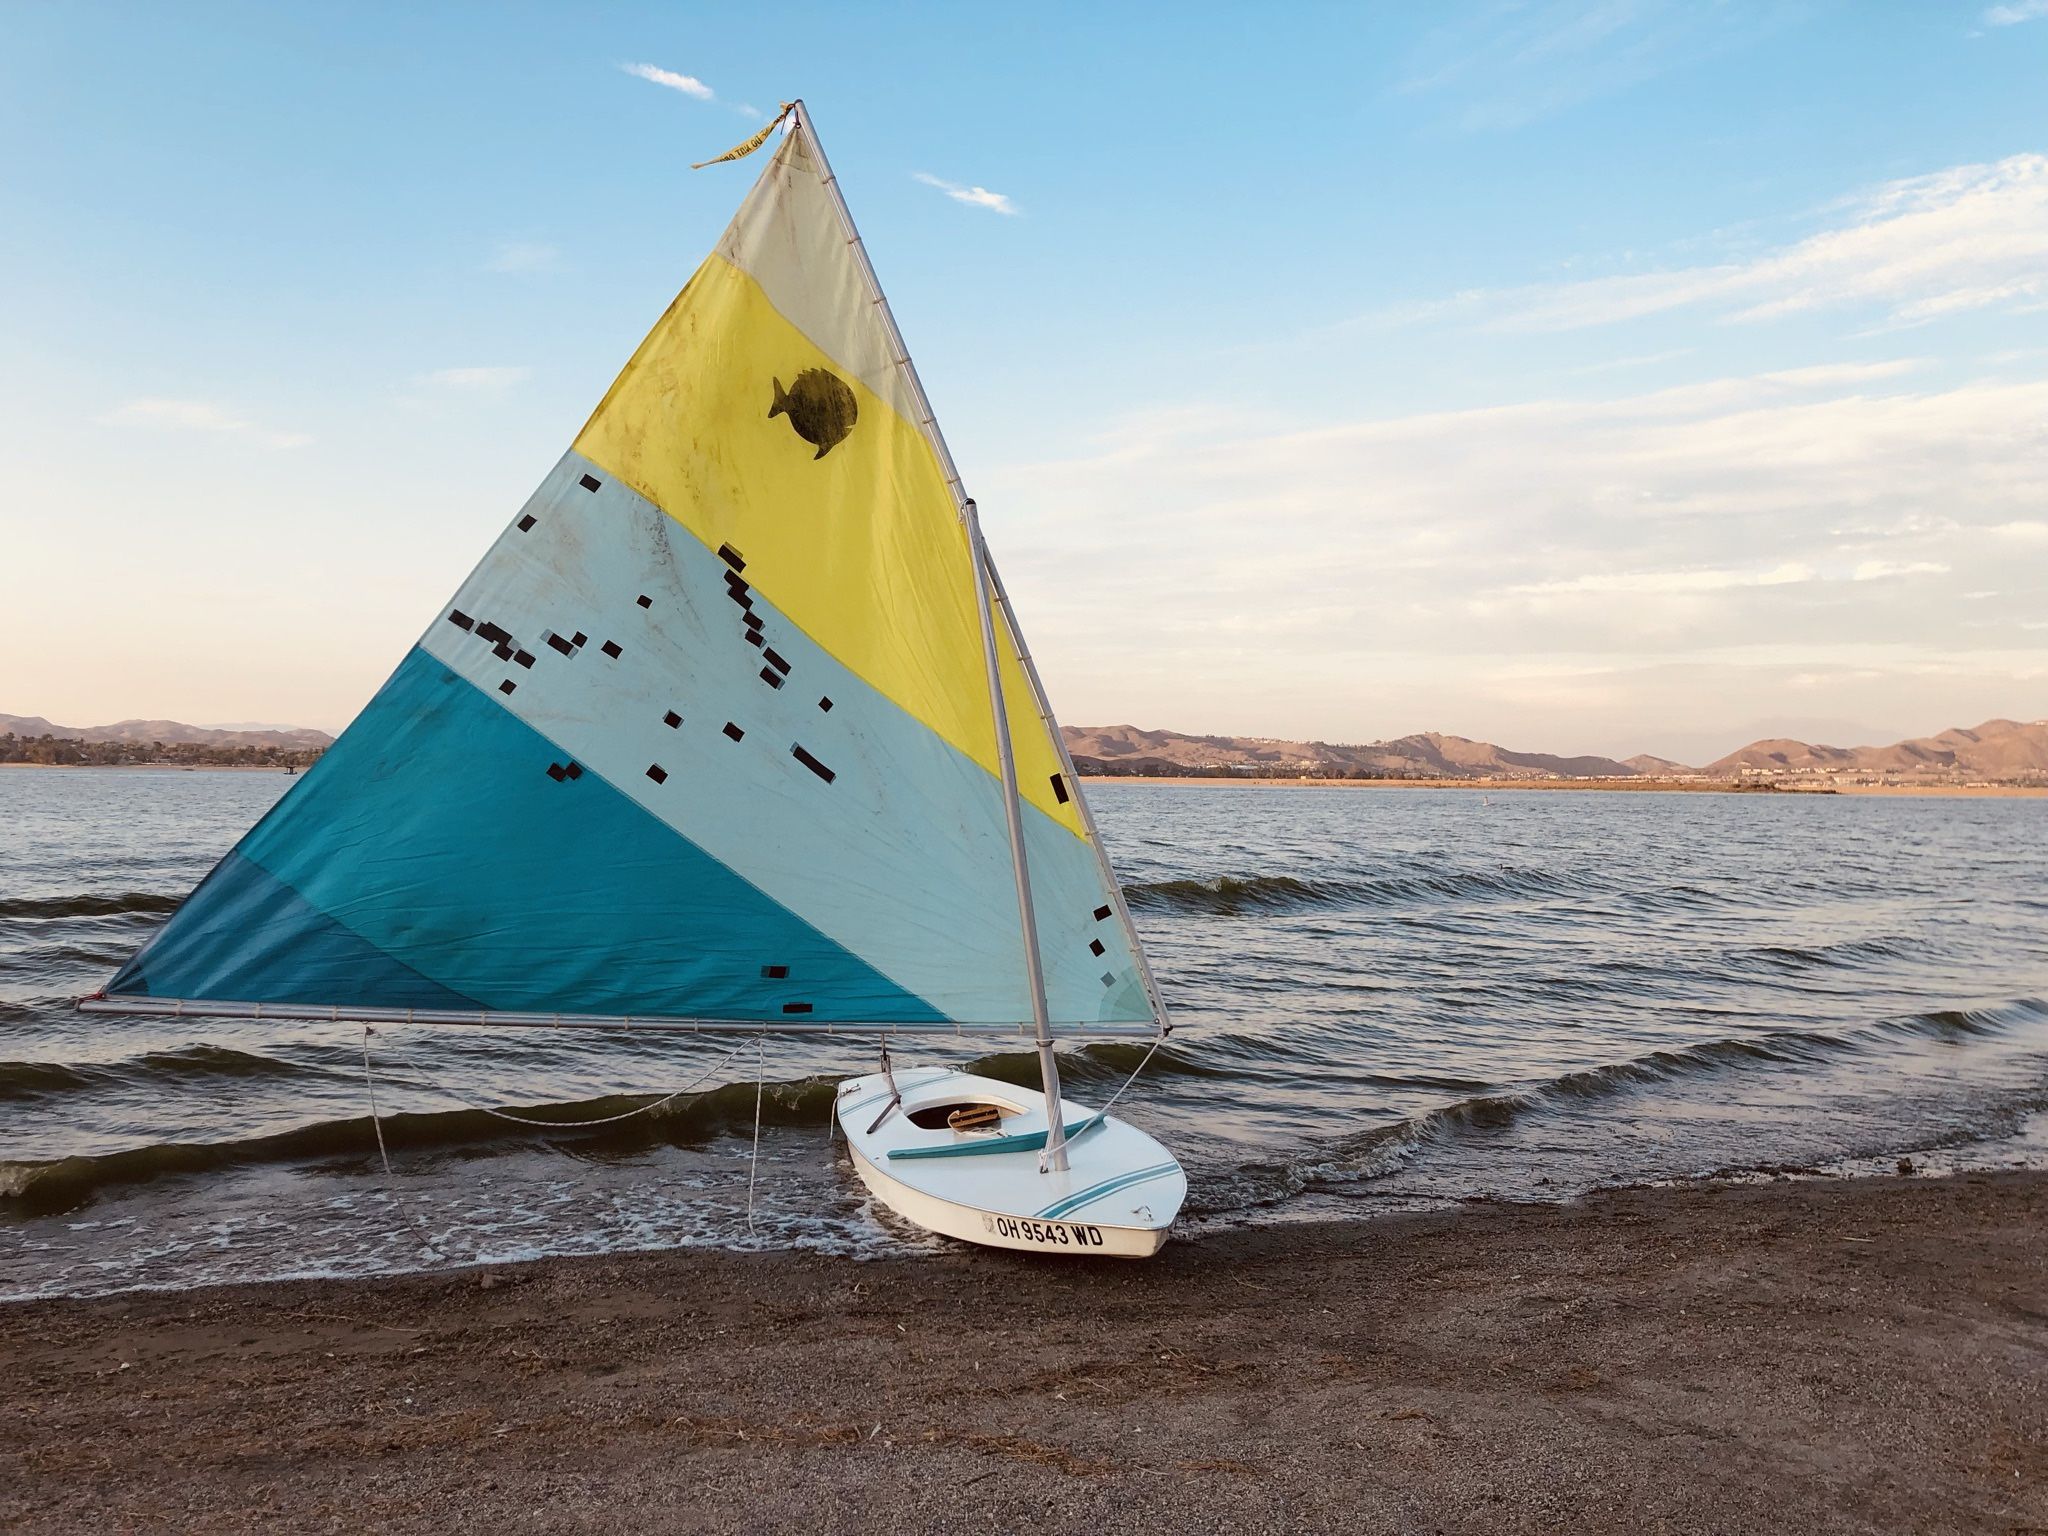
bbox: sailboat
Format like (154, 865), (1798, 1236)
(79, 101), (1186, 1257)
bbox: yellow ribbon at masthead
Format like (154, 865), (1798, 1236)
(691, 102), (797, 170)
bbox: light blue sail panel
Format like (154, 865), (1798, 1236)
(416, 451), (1150, 1025)
(108, 648), (945, 1022)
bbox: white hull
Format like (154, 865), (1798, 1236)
(835, 1068), (1184, 1258)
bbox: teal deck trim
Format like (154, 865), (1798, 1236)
(886, 1113), (1105, 1161)
(1036, 1160), (1180, 1220)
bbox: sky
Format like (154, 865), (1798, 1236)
(2, 1), (2044, 765)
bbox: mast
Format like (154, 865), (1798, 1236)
(790, 101), (1071, 1171)
(983, 556), (1172, 1037)
(965, 500), (1068, 1172)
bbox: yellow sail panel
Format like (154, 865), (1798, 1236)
(572, 254), (1081, 835)
(715, 128), (927, 435)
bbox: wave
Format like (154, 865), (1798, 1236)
(0, 1044), (328, 1107)
(1732, 936), (1918, 973)
(7, 993), (2042, 1222)
(0, 1071), (847, 1217)
(1121, 865), (1589, 916)
(1215, 996), (2048, 1207)
(0, 892), (181, 921)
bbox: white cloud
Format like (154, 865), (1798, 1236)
(913, 172), (1020, 216)
(1362, 154), (2048, 333)
(1983, 0), (2048, 24)
(1397, 1), (1794, 133)
(1509, 562), (1817, 596)
(980, 360), (2048, 749)
(102, 397), (310, 450)
(418, 366), (531, 392)
(1850, 560), (1950, 581)
(621, 62), (714, 100)
(485, 241), (560, 274)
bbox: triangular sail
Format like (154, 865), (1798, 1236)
(95, 113), (1159, 1033)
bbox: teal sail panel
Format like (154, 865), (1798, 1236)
(107, 647), (946, 1023)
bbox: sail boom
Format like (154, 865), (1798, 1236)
(74, 994), (1164, 1039)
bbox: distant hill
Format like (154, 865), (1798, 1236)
(0, 714), (333, 750)
(1061, 724), (1655, 780)
(1624, 753), (1697, 775)
(1704, 718), (2048, 780)
(1063, 718), (2047, 784)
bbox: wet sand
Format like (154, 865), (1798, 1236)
(4, 1172), (2043, 1534)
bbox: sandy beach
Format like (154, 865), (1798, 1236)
(5, 1171), (2042, 1534)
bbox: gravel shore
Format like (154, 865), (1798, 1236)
(4, 1171), (2043, 1534)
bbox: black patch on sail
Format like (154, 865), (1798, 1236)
(768, 369), (858, 459)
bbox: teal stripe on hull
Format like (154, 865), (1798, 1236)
(113, 647), (947, 1022)
(1035, 1161), (1180, 1220)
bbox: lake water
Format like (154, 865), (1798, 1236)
(4, 769), (2045, 1299)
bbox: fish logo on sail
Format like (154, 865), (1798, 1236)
(769, 369), (857, 459)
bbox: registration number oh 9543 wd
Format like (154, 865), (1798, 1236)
(986, 1214), (1106, 1248)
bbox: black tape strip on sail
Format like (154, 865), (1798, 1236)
(718, 544), (746, 573)
(782, 1002), (813, 1015)
(601, 640), (622, 659)
(579, 474), (602, 492)
(646, 764), (668, 784)
(763, 648), (791, 676)
(761, 964), (789, 979)
(663, 710), (682, 728)
(517, 514), (536, 532)
(792, 745), (835, 783)
(1050, 773), (1070, 804)
(1093, 905), (1111, 921)
(449, 610), (475, 631)
(759, 666), (784, 690)
(477, 621), (510, 644)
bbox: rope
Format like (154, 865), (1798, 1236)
(1094, 1033), (1168, 1120)
(410, 1037), (750, 1128)
(360, 1025), (449, 1262)
(747, 1033), (766, 1234)
(357, 1028), (754, 1261)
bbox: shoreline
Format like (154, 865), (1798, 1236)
(5, 763), (2041, 795)
(6, 1171), (2043, 1532)
(1080, 774), (2048, 797)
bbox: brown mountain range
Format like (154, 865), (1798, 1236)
(1702, 718), (2048, 780)
(6, 711), (2041, 782)
(1063, 718), (2048, 784)
(1060, 725), (1650, 779)
(0, 714), (335, 751)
